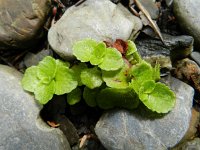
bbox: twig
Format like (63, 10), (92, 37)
(129, 3), (140, 17)
(133, 0), (165, 44)
(79, 135), (88, 148)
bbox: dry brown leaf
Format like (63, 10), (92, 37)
(47, 121), (60, 128)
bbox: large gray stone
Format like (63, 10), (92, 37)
(95, 77), (194, 150)
(173, 0), (200, 50)
(0, 65), (71, 150)
(0, 0), (51, 50)
(48, 0), (142, 60)
(136, 33), (193, 59)
(135, 34), (193, 72)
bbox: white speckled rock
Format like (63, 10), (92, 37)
(48, 0), (142, 60)
(0, 65), (71, 150)
(95, 77), (194, 150)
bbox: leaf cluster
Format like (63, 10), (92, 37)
(21, 56), (78, 104)
(21, 39), (176, 113)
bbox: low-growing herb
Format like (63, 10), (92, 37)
(67, 87), (82, 105)
(21, 38), (176, 113)
(21, 56), (78, 104)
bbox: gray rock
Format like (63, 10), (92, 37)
(173, 0), (200, 50)
(24, 49), (53, 68)
(58, 116), (79, 146)
(48, 0), (142, 60)
(95, 77), (194, 150)
(173, 138), (200, 150)
(0, 0), (51, 50)
(0, 65), (71, 150)
(135, 34), (193, 70)
(136, 34), (193, 58)
(190, 51), (200, 66)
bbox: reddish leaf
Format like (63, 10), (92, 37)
(104, 39), (128, 55)
(113, 39), (128, 54)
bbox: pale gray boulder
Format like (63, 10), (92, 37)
(173, 0), (200, 50)
(48, 0), (142, 60)
(95, 77), (194, 150)
(0, 65), (71, 150)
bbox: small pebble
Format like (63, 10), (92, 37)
(24, 49), (53, 68)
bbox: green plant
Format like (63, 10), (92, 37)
(21, 39), (176, 113)
(21, 56), (78, 104)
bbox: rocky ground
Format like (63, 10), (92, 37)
(0, 0), (200, 150)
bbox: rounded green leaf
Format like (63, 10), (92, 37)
(97, 88), (140, 110)
(129, 79), (141, 94)
(83, 87), (99, 107)
(72, 38), (98, 62)
(140, 80), (156, 94)
(126, 40), (141, 64)
(130, 61), (153, 83)
(98, 47), (124, 71)
(71, 63), (88, 86)
(139, 82), (176, 113)
(34, 80), (55, 104)
(81, 67), (103, 89)
(90, 42), (106, 65)
(56, 59), (70, 68)
(21, 66), (40, 92)
(126, 40), (137, 55)
(37, 56), (57, 81)
(67, 88), (81, 105)
(102, 63), (130, 89)
(55, 60), (78, 95)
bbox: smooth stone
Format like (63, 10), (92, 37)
(173, 0), (200, 50)
(24, 49), (53, 68)
(48, 0), (142, 60)
(0, 65), (71, 150)
(95, 77), (194, 150)
(135, 34), (193, 70)
(40, 95), (79, 146)
(136, 33), (193, 58)
(190, 51), (200, 66)
(58, 116), (79, 146)
(0, 0), (51, 50)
